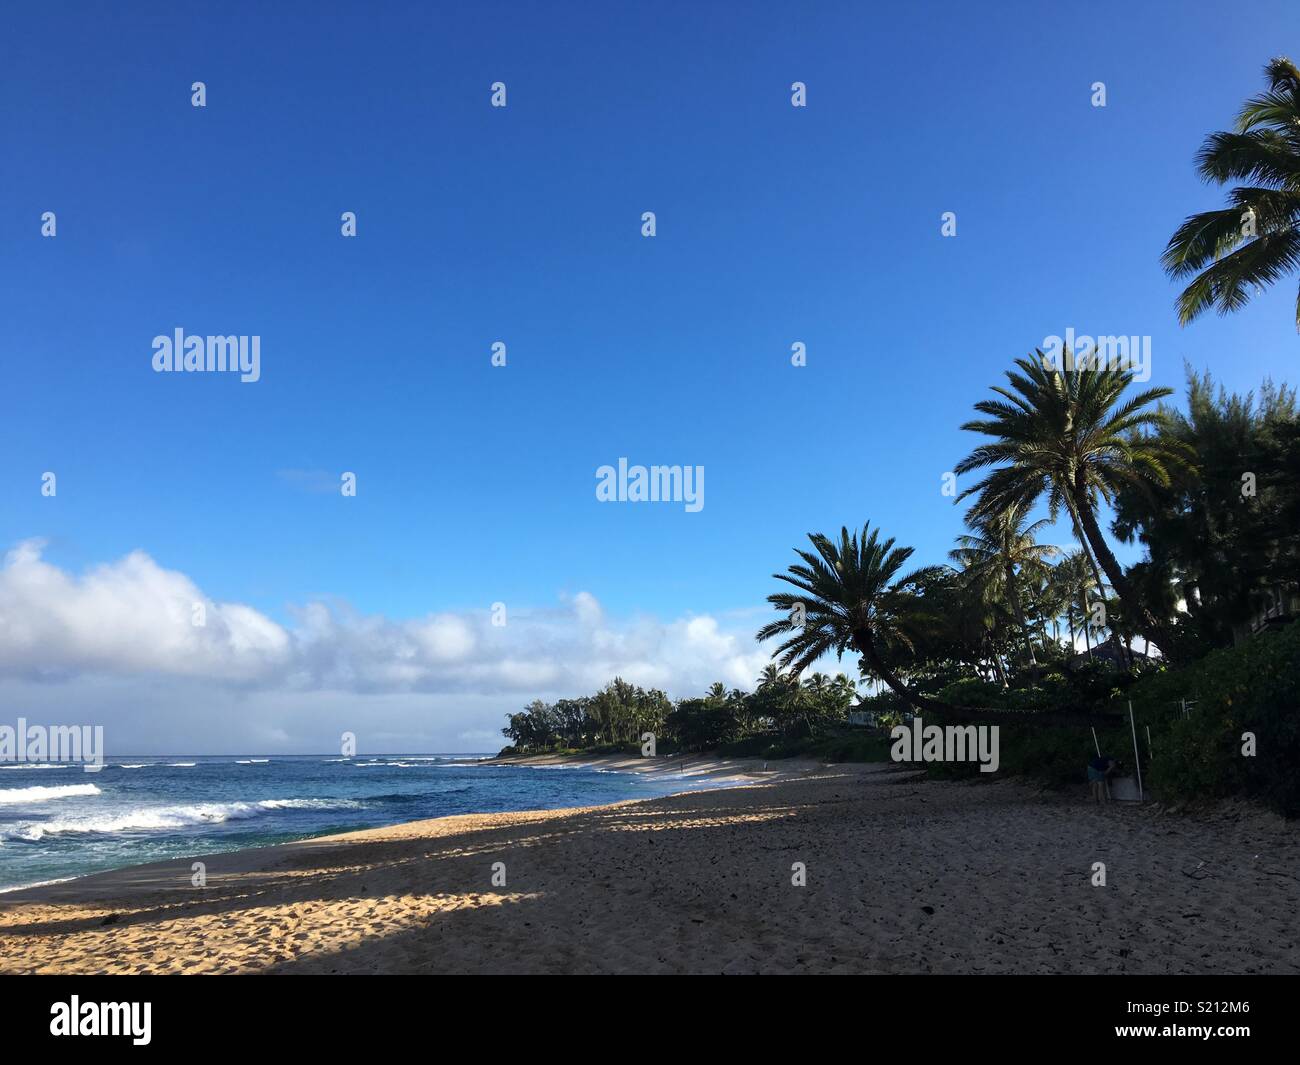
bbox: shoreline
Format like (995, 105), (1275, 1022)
(480, 750), (831, 786)
(2, 757), (1295, 974)
(0, 753), (823, 902)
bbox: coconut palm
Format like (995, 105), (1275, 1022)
(955, 356), (1185, 654)
(1163, 57), (1300, 329)
(757, 523), (1038, 722)
(949, 503), (1058, 676)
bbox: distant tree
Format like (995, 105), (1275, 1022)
(950, 503), (1058, 677)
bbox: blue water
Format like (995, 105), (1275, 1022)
(0, 755), (709, 892)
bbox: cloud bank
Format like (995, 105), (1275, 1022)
(0, 540), (787, 752)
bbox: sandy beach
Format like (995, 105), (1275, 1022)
(1, 758), (1296, 975)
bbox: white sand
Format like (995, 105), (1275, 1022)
(1, 760), (1296, 974)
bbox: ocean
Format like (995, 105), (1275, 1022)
(0, 755), (712, 892)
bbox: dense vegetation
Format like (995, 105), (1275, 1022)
(501, 60), (1300, 816)
(500, 671), (860, 756)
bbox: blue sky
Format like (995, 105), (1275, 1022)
(2, 1), (1298, 751)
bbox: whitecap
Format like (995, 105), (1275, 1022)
(1, 796), (363, 841)
(0, 784), (101, 803)
(0, 763), (68, 771)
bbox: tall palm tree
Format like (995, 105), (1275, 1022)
(1163, 57), (1300, 329)
(955, 356), (1185, 654)
(757, 523), (1036, 723)
(949, 503), (1058, 676)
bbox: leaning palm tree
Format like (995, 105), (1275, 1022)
(758, 523), (1042, 723)
(950, 503), (1058, 677)
(1163, 57), (1300, 329)
(956, 356), (1185, 654)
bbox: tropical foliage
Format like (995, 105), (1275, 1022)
(1112, 370), (1300, 658)
(954, 355), (1187, 655)
(1163, 58), (1300, 329)
(502, 671), (858, 754)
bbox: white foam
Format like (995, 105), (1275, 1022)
(0, 763), (68, 771)
(1, 797), (363, 841)
(0, 876), (76, 894)
(256, 798), (357, 810)
(0, 783), (101, 803)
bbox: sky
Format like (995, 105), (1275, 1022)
(2, 1), (1298, 753)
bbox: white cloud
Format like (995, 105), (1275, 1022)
(0, 539), (776, 699)
(0, 540), (291, 681)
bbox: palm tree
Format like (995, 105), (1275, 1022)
(949, 503), (1058, 677)
(758, 524), (915, 693)
(758, 523), (1033, 722)
(956, 356), (1185, 654)
(1052, 550), (1103, 659)
(1163, 57), (1300, 329)
(1023, 567), (1064, 650)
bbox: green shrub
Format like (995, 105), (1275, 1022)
(1132, 619), (1300, 816)
(716, 729), (892, 763)
(921, 626), (1297, 816)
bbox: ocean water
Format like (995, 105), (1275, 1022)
(0, 755), (710, 892)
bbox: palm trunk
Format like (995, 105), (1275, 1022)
(1071, 484), (1171, 656)
(991, 648), (1008, 687)
(1066, 504), (1110, 625)
(1005, 563), (1039, 682)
